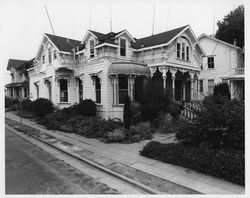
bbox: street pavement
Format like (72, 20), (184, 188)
(5, 127), (118, 194)
(5, 112), (245, 194)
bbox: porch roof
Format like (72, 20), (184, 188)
(108, 62), (150, 76)
(5, 81), (28, 88)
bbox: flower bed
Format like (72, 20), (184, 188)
(140, 141), (245, 186)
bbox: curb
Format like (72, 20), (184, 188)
(6, 124), (162, 194)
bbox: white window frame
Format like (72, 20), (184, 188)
(208, 79), (214, 94)
(59, 79), (68, 102)
(207, 56), (215, 69)
(176, 43), (181, 58)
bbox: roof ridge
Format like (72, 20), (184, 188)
(45, 33), (81, 42)
(136, 25), (188, 41)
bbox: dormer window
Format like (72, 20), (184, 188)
(120, 38), (126, 56)
(90, 39), (95, 58)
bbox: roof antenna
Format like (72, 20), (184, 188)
(89, 11), (92, 29)
(44, 4), (56, 35)
(152, 4), (155, 35)
(109, 4), (112, 32)
(213, 7), (215, 37)
(166, 1), (170, 30)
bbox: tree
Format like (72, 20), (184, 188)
(213, 83), (231, 99)
(215, 5), (244, 48)
(123, 95), (131, 130)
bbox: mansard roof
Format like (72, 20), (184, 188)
(7, 58), (34, 70)
(132, 25), (188, 49)
(45, 33), (82, 52)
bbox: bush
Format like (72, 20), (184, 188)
(77, 99), (96, 117)
(129, 122), (153, 142)
(214, 83), (231, 99)
(104, 129), (126, 143)
(21, 99), (33, 111)
(123, 95), (131, 129)
(130, 101), (142, 125)
(140, 141), (245, 185)
(38, 111), (68, 130)
(31, 98), (54, 117)
(166, 102), (184, 120)
(5, 97), (18, 109)
(176, 95), (244, 150)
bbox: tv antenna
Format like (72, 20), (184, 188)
(44, 4), (56, 35)
(109, 4), (112, 32)
(89, 11), (92, 29)
(152, 5), (155, 35)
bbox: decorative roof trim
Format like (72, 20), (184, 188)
(94, 43), (119, 49)
(115, 30), (136, 42)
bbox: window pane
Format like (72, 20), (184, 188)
(119, 75), (128, 104)
(186, 46), (189, 61)
(208, 79), (214, 94)
(208, 57), (214, 68)
(199, 80), (203, 93)
(120, 39), (126, 56)
(95, 77), (101, 103)
(60, 79), (68, 102)
(90, 40), (95, 58)
(182, 43), (185, 60)
(177, 43), (180, 58)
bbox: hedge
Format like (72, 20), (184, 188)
(140, 141), (245, 186)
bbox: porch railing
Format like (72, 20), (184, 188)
(181, 100), (205, 120)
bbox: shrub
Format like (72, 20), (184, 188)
(130, 101), (142, 125)
(129, 122), (153, 142)
(140, 141), (245, 185)
(38, 111), (68, 130)
(123, 95), (131, 130)
(21, 99), (33, 111)
(77, 99), (96, 117)
(166, 102), (184, 120)
(104, 129), (126, 143)
(176, 95), (244, 150)
(31, 98), (54, 117)
(213, 82), (231, 99)
(5, 97), (18, 109)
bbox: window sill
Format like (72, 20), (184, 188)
(113, 104), (124, 107)
(207, 68), (215, 70)
(58, 102), (70, 104)
(96, 103), (103, 107)
(175, 58), (191, 63)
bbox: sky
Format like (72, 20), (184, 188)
(0, 0), (246, 86)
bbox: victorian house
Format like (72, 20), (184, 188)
(28, 25), (205, 120)
(5, 58), (33, 99)
(198, 34), (244, 100)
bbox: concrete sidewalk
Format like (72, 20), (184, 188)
(5, 112), (245, 194)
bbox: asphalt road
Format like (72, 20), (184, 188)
(5, 127), (119, 194)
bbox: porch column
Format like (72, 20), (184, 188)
(128, 75), (135, 101)
(230, 80), (234, 99)
(183, 81), (186, 101)
(159, 67), (167, 96)
(170, 68), (177, 101)
(190, 72), (195, 101)
(111, 75), (118, 105)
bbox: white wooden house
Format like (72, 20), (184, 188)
(28, 25), (205, 120)
(5, 59), (33, 99)
(198, 34), (244, 100)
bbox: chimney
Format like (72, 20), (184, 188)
(233, 38), (237, 46)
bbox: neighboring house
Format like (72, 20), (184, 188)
(28, 25), (204, 120)
(5, 59), (33, 99)
(198, 34), (244, 100)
